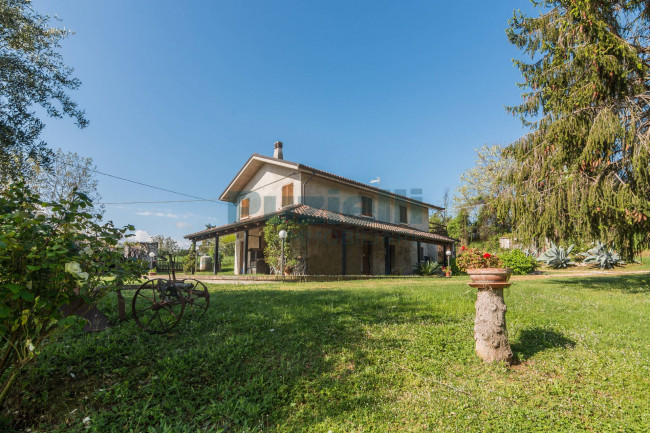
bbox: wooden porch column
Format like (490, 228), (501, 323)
(243, 230), (249, 274)
(384, 236), (390, 275)
(213, 235), (219, 274)
(341, 230), (347, 275)
(417, 241), (422, 263)
(191, 241), (196, 275)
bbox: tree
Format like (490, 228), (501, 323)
(151, 235), (179, 257)
(453, 145), (513, 244)
(454, 145), (511, 218)
(27, 149), (103, 216)
(447, 210), (472, 246)
(0, 183), (143, 405)
(498, 0), (650, 259)
(0, 0), (87, 182)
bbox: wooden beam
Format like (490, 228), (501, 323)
(191, 241), (196, 275)
(384, 236), (390, 275)
(243, 230), (249, 274)
(341, 230), (347, 275)
(213, 235), (219, 275)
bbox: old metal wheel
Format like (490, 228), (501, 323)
(132, 278), (185, 333)
(179, 279), (210, 319)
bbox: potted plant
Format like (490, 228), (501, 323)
(456, 246), (511, 285)
(456, 246), (514, 364)
(443, 266), (452, 278)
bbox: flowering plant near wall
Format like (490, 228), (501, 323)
(456, 246), (503, 272)
(0, 183), (145, 405)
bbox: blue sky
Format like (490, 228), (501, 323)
(34, 0), (534, 247)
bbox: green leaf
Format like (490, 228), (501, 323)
(20, 291), (35, 302)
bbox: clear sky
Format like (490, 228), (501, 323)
(33, 0), (534, 247)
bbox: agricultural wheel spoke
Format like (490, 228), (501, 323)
(180, 279), (210, 319)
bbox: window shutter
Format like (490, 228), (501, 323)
(241, 198), (250, 218)
(399, 206), (407, 223)
(361, 196), (372, 216)
(282, 183), (293, 207)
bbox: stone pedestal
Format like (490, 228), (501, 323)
(466, 268), (513, 364)
(471, 285), (513, 364)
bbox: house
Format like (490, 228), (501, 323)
(184, 142), (457, 275)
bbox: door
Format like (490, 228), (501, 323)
(362, 241), (372, 275)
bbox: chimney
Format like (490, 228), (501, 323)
(273, 141), (283, 159)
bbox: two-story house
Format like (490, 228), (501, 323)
(184, 142), (457, 275)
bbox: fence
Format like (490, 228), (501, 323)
(155, 259), (184, 273)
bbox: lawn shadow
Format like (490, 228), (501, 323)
(547, 273), (650, 293)
(511, 327), (576, 363)
(7, 285), (463, 431)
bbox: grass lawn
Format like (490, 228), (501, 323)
(3, 273), (650, 432)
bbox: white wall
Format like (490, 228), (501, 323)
(233, 164), (432, 231)
(236, 163), (301, 220)
(304, 176), (430, 230)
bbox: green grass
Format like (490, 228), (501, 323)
(3, 274), (650, 432)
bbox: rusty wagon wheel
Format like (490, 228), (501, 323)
(178, 279), (210, 319)
(131, 278), (185, 333)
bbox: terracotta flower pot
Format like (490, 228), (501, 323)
(466, 268), (512, 288)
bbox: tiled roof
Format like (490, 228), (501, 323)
(185, 204), (457, 244)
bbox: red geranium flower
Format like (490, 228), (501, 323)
(461, 246), (467, 251)
(483, 253), (491, 258)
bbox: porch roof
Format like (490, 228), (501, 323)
(184, 204), (458, 244)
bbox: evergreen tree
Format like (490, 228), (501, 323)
(498, 0), (650, 259)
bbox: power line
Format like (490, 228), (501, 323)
(52, 154), (300, 208)
(97, 199), (223, 205)
(52, 154), (228, 205)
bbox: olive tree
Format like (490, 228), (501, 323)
(0, 0), (88, 182)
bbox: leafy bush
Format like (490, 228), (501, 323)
(500, 249), (538, 275)
(455, 246), (502, 272)
(583, 241), (624, 269)
(414, 261), (444, 276)
(183, 251), (196, 274)
(449, 257), (463, 275)
(538, 242), (574, 268)
(263, 216), (307, 275)
(0, 183), (143, 405)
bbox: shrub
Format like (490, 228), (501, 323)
(449, 257), (463, 275)
(263, 216), (307, 275)
(414, 261), (443, 276)
(455, 246), (502, 272)
(0, 183), (144, 404)
(500, 249), (538, 275)
(538, 242), (574, 268)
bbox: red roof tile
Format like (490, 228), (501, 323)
(185, 204), (456, 244)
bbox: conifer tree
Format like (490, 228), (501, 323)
(499, 0), (650, 259)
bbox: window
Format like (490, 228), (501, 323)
(240, 198), (250, 219)
(399, 205), (407, 224)
(282, 183), (293, 207)
(361, 196), (373, 217)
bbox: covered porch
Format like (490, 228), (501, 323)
(184, 204), (457, 276)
